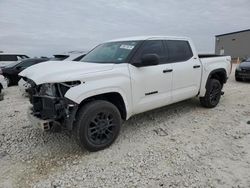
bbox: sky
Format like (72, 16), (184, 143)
(0, 0), (249, 57)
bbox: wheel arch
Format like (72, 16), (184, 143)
(77, 91), (128, 121)
(206, 68), (227, 89)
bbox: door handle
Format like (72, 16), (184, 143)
(163, 69), (173, 73)
(193, 65), (201, 69)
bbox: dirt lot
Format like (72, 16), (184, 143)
(0, 65), (250, 188)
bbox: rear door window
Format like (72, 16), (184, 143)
(0, 55), (18, 61)
(166, 40), (193, 63)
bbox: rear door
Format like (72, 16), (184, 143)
(129, 40), (173, 114)
(165, 40), (201, 102)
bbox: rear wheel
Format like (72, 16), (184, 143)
(200, 79), (222, 108)
(73, 100), (121, 152)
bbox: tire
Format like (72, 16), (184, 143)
(200, 79), (222, 108)
(73, 100), (121, 152)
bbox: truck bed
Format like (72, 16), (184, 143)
(198, 54), (225, 58)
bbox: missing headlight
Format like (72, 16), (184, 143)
(39, 83), (57, 96)
(60, 81), (81, 87)
(57, 81), (82, 97)
(37, 81), (81, 98)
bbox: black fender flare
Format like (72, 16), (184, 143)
(205, 68), (227, 89)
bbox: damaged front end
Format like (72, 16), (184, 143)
(26, 79), (80, 131)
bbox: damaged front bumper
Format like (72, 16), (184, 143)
(28, 109), (54, 131)
(28, 95), (78, 131)
(24, 78), (82, 131)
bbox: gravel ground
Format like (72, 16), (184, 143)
(0, 65), (250, 188)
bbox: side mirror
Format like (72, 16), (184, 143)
(140, 54), (160, 67)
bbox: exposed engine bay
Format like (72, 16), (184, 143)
(25, 78), (80, 131)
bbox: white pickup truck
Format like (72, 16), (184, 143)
(19, 36), (232, 151)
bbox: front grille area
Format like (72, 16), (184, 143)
(241, 69), (250, 74)
(26, 80), (78, 125)
(238, 73), (250, 78)
(32, 95), (64, 120)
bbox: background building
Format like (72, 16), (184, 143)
(215, 29), (250, 59)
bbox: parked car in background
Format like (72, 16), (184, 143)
(0, 75), (7, 94)
(51, 51), (87, 61)
(235, 58), (250, 81)
(1, 57), (49, 86)
(20, 36), (231, 152)
(50, 54), (69, 61)
(0, 53), (29, 68)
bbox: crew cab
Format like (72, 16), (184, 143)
(19, 36), (232, 152)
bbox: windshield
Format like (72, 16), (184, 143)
(246, 58), (250, 62)
(81, 41), (139, 63)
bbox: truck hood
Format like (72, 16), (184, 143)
(19, 61), (114, 85)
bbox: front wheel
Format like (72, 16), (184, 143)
(200, 79), (222, 108)
(73, 100), (121, 152)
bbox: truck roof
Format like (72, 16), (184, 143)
(107, 36), (191, 42)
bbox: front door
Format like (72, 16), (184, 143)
(129, 40), (173, 114)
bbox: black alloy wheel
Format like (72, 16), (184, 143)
(74, 100), (121, 152)
(200, 79), (222, 108)
(209, 81), (221, 106)
(87, 111), (116, 145)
